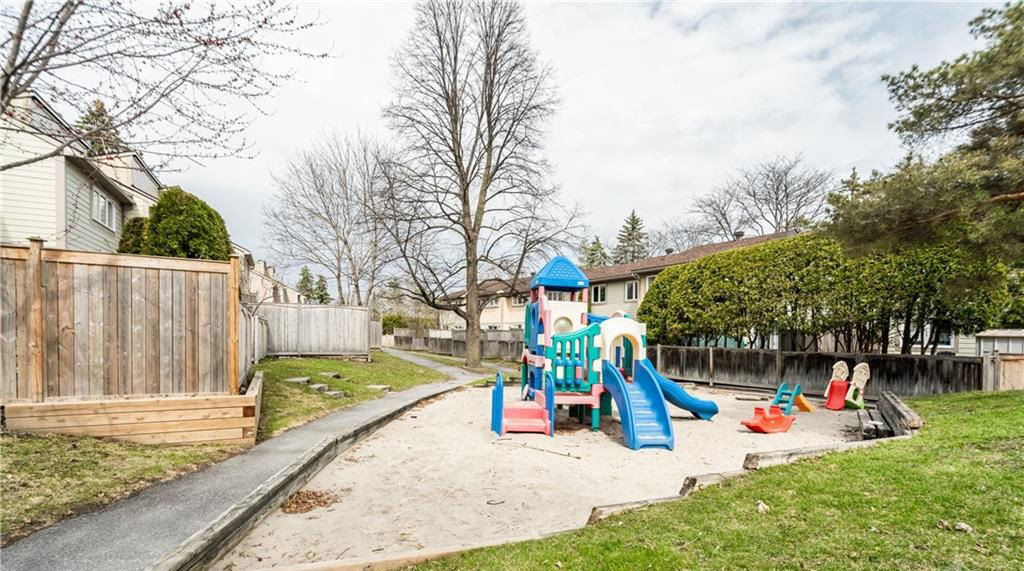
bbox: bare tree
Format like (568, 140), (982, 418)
(263, 134), (392, 307)
(1, 0), (323, 171)
(728, 155), (833, 234)
(647, 219), (706, 255)
(377, 0), (580, 367)
(690, 186), (752, 241)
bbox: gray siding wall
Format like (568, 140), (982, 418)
(64, 162), (122, 252)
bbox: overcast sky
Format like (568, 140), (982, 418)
(171, 1), (989, 273)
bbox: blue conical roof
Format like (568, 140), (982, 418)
(530, 256), (589, 290)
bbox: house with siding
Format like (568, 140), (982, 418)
(1, 93), (162, 251)
(231, 243), (304, 305)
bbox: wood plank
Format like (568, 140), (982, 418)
(198, 273), (211, 393)
(40, 249), (230, 273)
(228, 256), (240, 394)
(88, 265), (104, 396)
(15, 260), (28, 398)
(57, 263), (75, 397)
(172, 271), (185, 393)
(115, 428), (245, 445)
(5, 394), (254, 416)
(7, 406), (245, 429)
(159, 270), (173, 393)
(26, 239), (44, 401)
(73, 264), (90, 397)
(145, 268), (160, 394)
(1, 246), (29, 260)
(131, 268), (146, 394)
(104, 266), (119, 395)
(43, 261), (59, 397)
(11, 416), (253, 437)
(185, 272), (198, 392)
(214, 274), (226, 393)
(118, 267), (132, 394)
(0, 259), (18, 402)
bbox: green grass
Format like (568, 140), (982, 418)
(418, 391), (1024, 570)
(0, 432), (236, 545)
(256, 350), (447, 439)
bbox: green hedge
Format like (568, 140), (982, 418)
(117, 217), (148, 254)
(143, 186), (231, 261)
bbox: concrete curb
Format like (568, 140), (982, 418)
(149, 383), (464, 571)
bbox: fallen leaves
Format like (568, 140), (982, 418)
(282, 490), (340, 514)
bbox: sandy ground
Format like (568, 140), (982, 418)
(215, 385), (859, 569)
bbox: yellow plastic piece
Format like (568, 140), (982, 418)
(794, 394), (815, 413)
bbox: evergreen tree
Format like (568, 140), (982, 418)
(612, 210), (649, 264)
(296, 266), (316, 303)
(314, 275), (333, 304)
(580, 236), (612, 268)
(76, 100), (127, 156)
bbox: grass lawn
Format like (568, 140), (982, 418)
(256, 350), (447, 439)
(1, 433), (237, 545)
(418, 390), (1024, 570)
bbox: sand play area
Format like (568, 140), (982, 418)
(215, 384), (859, 569)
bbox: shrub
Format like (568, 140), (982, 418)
(382, 313), (407, 334)
(143, 186), (232, 260)
(117, 216), (148, 254)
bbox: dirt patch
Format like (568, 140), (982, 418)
(281, 490), (340, 514)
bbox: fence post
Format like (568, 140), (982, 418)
(27, 238), (45, 402)
(228, 255), (240, 394)
(656, 344), (662, 369)
(708, 346), (714, 383)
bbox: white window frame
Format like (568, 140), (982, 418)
(485, 297), (499, 308)
(591, 284), (606, 304)
(625, 280), (639, 302)
(93, 190), (118, 231)
(512, 295), (529, 306)
(646, 275), (657, 289)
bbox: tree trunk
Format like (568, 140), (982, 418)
(900, 309), (913, 354)
(463, 246), (482, 367)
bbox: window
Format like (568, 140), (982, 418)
(591, 284), (606, 304)
(93, 190), (118, 230)
(646, 275), (657, 289)
(485, 297), (499, 307)
(512, 295), (529, 306)
(547, 291), (566, 302)
(625, 280), (639, 301)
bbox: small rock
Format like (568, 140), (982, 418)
(756, 500), (771, 514)
(283, 377), (310, 384)
(366, 384), (391, 391)
(319, 372), (341, 378)
(324, 390), (346, 398)
(954, 522), (974, 534)
(309, 383), (329, 392)
(938, 520), (951, 530)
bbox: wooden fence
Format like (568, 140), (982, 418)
(1, 241), (241, 404)
(392, 329), (524, 361)
(261, 303), (370, 357)
(650, 345), (984, 398)
(239, 305), (268, 377)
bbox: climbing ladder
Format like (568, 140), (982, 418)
(544, 323), (600, 391)
(771, 382), (803, 415)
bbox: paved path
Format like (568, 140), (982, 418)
(1, 349), (477, 571)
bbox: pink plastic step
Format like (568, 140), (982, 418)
(504, 401), (546, 419)
(504, 417), (548, 433)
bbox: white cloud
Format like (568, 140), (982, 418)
(170, 1), (989, 265)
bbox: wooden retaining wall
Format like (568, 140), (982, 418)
(4, 373), (263, 446)
(651, 345), (983, 398)
(1, 242), (242, 404)
(261, 303), (370, 356)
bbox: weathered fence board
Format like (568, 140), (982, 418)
(0, 244), (240, 403)
(260, 303), (369, 356)
(392, 330), (524, 362)
(651, 345), (983, 398)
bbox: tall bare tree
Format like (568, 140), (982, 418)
(690, 185), (752, 241)
(377, 0), (579, 367)
(1, 0), (323, 171)
(263, 134), (392, 306)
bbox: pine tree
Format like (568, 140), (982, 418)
(580, 236), (612, 268)
(297, 266), (317, 303)
(314, 275), (333, 304)
(612, 210), (649, 264)
(76, 100), (127, 156)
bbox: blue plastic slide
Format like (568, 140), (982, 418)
(602, 361), (674, 450)
(635, 359), (719, 420)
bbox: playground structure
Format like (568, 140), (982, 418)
(490, 257), (718, 450)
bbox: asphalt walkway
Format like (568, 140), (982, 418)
(1, 349), (477, 571)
